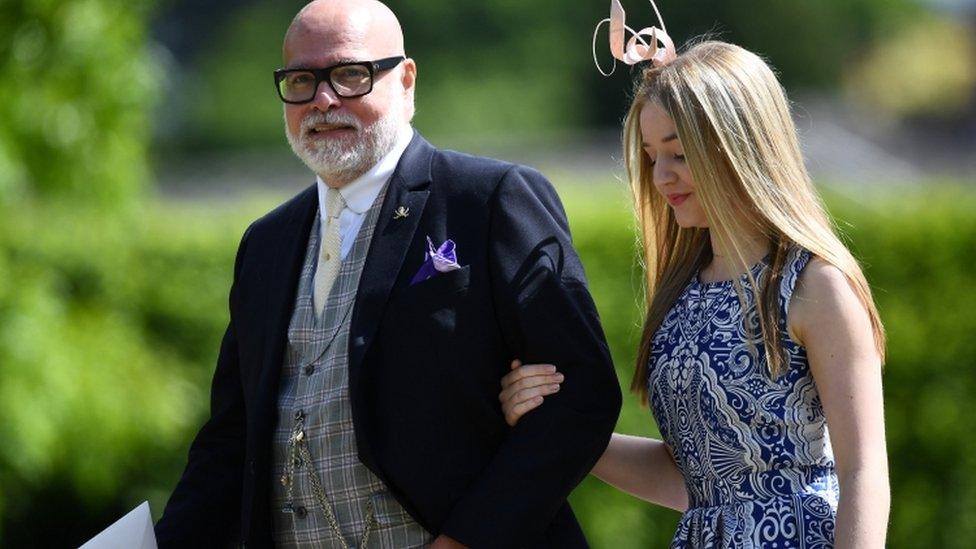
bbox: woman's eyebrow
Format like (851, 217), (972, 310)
(642, 133), (678, 147)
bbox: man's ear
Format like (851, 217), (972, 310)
(401, 58), (417, 119)
(401, 58), (417, 87)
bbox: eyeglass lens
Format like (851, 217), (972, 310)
(279, 64), (373, 102)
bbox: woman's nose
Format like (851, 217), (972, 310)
(653, 159), (677, 188)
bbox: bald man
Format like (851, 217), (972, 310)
(154, 1), (620, 547)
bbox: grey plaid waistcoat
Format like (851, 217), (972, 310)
(271, 182), (431, 548)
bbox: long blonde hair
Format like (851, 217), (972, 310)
(627, 41), (885, 403)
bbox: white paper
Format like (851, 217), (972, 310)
(79, 501), (157, 549)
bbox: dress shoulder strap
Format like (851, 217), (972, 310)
(779, 245), (814, 329)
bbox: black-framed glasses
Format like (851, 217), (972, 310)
(273, 56), (405, 104)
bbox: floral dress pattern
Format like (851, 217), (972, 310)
(649, 247), (838, 548)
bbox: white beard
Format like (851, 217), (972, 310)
(286, 101), (403, 184)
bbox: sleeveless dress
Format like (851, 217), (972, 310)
(648, 247), (838, 548)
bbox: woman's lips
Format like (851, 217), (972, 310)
(666, 192), (691, 207)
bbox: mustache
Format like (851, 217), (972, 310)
(300, 111), (362, 132)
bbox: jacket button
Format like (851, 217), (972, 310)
(294, 506), (307, 518)
(304, 364), (315, 376)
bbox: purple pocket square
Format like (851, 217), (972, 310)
(410, 236), (461, 285)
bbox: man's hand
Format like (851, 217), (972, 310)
(430, 534), (468, 549)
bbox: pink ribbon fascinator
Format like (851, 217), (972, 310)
(593, 0), (678, 75)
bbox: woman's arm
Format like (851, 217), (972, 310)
(591, 433), (688, 511)
(791, 259), (889, 549)
(500, 362), (688, 511)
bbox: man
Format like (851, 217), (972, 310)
(154, 1), (621, 547)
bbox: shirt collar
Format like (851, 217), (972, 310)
(317, 124), (414, 217)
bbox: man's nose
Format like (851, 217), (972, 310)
(309, 80), (341, 111)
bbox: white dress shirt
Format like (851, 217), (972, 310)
(316, 124), (414, 260)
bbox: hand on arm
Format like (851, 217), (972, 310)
(497, 359), (563, 427)
(791, 259), (889, 549)
(500, 361), (688, 512)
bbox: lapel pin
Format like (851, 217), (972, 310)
(393, 206), (410, 220)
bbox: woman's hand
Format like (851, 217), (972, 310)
(498, 359), (564, 426)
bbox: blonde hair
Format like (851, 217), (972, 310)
(626, 41), (885, 403)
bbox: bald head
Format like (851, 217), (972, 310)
(284, 0), (404, 63)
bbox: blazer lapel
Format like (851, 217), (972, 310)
(348, 132), (434, 381)
(253, 185), (318, 430)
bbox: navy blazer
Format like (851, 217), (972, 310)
(155, 132), (622, 548)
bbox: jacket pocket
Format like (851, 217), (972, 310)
(404, 265), (470, 304)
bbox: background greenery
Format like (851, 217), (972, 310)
(1, 0), (974, 547)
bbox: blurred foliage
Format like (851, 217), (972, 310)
(843, 14), (976, 119)
(0, 0), (158, 206)
(159, 0), (927, 151)
(0, 200), (247, 546)
(823, 186), (976, 545)
(174, 0), (302, 152)
(1, 184), (973, 547)
(0, 0), (162, 540)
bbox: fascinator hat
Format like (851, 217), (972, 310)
(593, 0), (678, 75)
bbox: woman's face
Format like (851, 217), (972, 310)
(640, 102), (708, 228)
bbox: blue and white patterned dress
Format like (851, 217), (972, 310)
(649, 247), (838, 548)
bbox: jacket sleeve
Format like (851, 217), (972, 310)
(154, 227), (252, 548)
(439, 166), (622, 548)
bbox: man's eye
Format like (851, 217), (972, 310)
(333, 67), (369, 82)
(288, 73), (315, 86)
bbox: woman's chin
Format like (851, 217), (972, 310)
(673, 215), (709, 229)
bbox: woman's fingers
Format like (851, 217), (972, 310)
(504, 381), (561, 405)
(500, 362), (558, 389)
(505, 396), (546, 427)
(498, 360), (565, 426)
(499, 371), (564, 402)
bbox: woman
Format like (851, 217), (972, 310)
(500, 36), (889, 548)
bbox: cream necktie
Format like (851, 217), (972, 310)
(313, 187), (345, 317)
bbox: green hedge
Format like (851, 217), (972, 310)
(0, 201), (242, 545)
(0, 0), (156, 206)
(0, 185), (972, 547)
